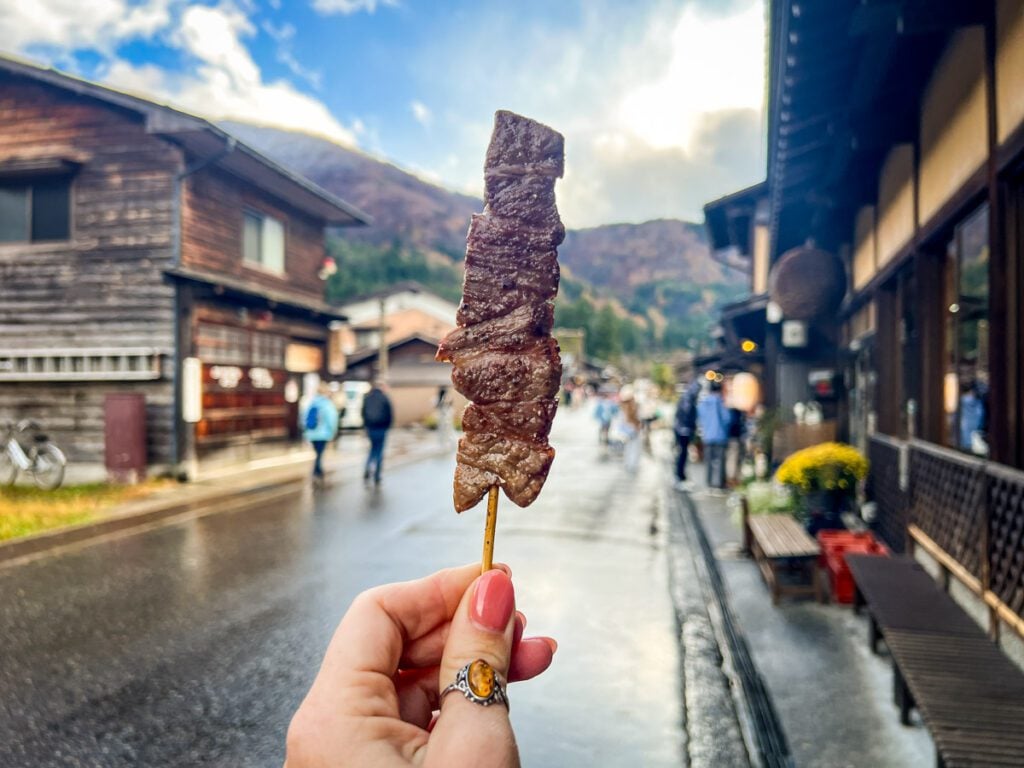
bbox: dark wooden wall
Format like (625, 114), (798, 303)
(0, 75), (181, 470)
(181, 166), (326, 300)
(0, 377), (174, 469)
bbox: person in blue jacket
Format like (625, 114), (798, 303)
(302, 383), (340, 485)
(697, 379), (730, 490)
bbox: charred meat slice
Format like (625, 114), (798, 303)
(485, 175), (560, 232)
(438, 302), (554, 360)
(456, 213), (560, 326)
(453, 463), (499, 514)
(457, 249), (558, 326)
(461, 400), (559, 443)
(455, 431), (555, 512)
(467, 211), (565, 253)
(450, 338), (561, 405)
(484, 110), (565, 178)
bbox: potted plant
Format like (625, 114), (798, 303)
(775, 442), (869, 534)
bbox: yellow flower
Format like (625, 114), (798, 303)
(774, 442), (869, 492)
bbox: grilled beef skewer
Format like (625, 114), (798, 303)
(437, 110), (564, 512)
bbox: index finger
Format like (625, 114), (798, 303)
(320, 563), (497, 681)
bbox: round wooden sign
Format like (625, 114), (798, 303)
(768, 245), (846, 320)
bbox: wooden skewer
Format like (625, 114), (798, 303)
(481, 485), (499, 574)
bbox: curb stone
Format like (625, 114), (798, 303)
(664, 480), (752, 768)
(663, 456), (796, 768)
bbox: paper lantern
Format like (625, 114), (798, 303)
(769, 244), (847, 319)
(728, 372), (761, 413)
(944, 372), (959, 415)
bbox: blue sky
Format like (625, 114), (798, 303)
(0, 0), (766, 228)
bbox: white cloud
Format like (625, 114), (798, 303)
(311, 0), (397, 15)
(0, 0), (357, 147)
(618, 4), (764, 153)
(101, 4), (355, 144)
(0, 0), (172, 53)
(262, 19), (322, 89)
(178, 4), (260, 87)
(406, 0), (767, 228)
(410, 100), (432, 128)
(262, 20), (296, 42)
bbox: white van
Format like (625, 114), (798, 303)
(338, 381), (371, 430)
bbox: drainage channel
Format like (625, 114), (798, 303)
(668, 485), (794, 768)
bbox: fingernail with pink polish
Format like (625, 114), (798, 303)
(470, 569), (515, 632)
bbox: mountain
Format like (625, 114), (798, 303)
(560, 219), (723, 290)
(223, 122), (747, 356)
(222, 121), (478, 260)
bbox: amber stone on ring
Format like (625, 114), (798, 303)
(467, 659), (496, 698)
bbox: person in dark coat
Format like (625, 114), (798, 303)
(673, 382), (698, 488)
(361, 381), (394, 486)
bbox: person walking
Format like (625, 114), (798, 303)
(302, 383), (340, 487)
(593, 391), (617, 445)
(673, 383), (698, 489)
(436, 386), (455, 449)
(618, 385), (642, 473)
(697, 379), (729, 490)
(361, 380), (394, 486)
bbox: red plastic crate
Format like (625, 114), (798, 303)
(817, 531), (889, 603)
(817, 531), (877, 566)
(830, 565), (856, 604)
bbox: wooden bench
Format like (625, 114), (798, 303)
(742, 504), (822, 604)
(847, 554), (1024, 767)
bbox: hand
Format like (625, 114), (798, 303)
(285, 563), (557, 767)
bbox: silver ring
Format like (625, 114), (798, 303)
(440, 659), (509, 711)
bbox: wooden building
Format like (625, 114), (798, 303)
(705, 0), (1024, 651)
(0, 55), (368, 480)
(337, 285), (462, 425)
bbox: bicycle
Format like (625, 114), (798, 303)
(0, 419), (67, 490)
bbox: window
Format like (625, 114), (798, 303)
(242, 210), (285, 273)
(195, 322), (251, 365)
(0, 177), (71, 243)
(942, 204), (989, 455)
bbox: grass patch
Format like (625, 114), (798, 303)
(0, 480), (172, 542)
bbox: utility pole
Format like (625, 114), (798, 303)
(378, 296), (388, 380)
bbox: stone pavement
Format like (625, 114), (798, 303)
(679, 467), (936, 767)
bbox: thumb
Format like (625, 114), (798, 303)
(423, 568), (519, 768)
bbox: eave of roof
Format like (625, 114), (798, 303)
(165, 266), (348, 322)
(765, 0), (977, 257)
(703, 180), (767, 254)
(0, 53), (371, 227)
(340, 281), (430, 305)
(345, 333), (443, 366)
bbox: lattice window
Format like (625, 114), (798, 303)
(252, 331), (286, 368)
(195, 322), (250, 365)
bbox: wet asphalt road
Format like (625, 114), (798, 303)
(0, 410), (684, 767)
